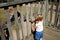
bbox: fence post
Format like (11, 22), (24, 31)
(57, 3), (60, 29)
(5, 9), (13, 40)
(54, 3), (59, 27)
(20, 6), (25, 40)
(30, 4), (33, 18)
(43, 0), (46, 26)
(0, 22), (6, 40)
(51, 11), (56, 27)
(26, 4), (30, 38)
(38, 2), (41, 14)
(0, 8), (6, 40)
(56, 2), (60, 29)
(30, 3), (35, 21)
(49, 2), (53, 26)
(14, 8), (20, 40)
(45, 0), (49, 26)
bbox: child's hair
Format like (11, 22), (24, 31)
(9, 8), (14, 13)
(36, 14), (43, 21)
(9, 8), (14, 16)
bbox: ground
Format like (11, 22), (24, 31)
(12, 26), (60, 40)
(43, 27), (60, 40)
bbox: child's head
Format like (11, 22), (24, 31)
(36, 14), (43, 21)
(9, 8), (14, 15)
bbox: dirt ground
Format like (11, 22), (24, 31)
(12, 26), (60, 40)
(43, 27), (60, 40)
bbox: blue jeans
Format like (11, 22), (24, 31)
(35, 31), (44, 40)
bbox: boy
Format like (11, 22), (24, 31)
(9, 8), (20, 23)
(32, 14), (44, 40)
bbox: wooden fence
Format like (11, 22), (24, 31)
(0, 0), (60, 40)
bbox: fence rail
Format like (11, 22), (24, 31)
(0, 0), (37, 8)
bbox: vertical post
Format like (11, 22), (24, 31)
(43, 0), (48, 26)
(0, 23), (6, 40)
(49, 2), (53, 26)
(38, 2), (41, 14)
(45, 0), (48, 25)
(14, 8), (20, 40)
(30, 3), (35, 33)
(57, 2), (60, 28)
(51, 4), (56, 27)
(57, 7), (60, 29)
(54, 3), (59, 27)
(26, 4), (30, 37)
(57, 1), (60, 29)
(30, 4), (34, 34)
(0, 8), (6, 40)
(43, 0), (46, 26)
(30, 4), (33, 18)
(51, 10), (56, 27)
(20, 6), (25, 40)
(5, 9), (13, 40)
(30, 4), (35, 22)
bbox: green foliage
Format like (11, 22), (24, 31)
(0, 8), (6, 24)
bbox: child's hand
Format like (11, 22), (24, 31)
(34, 26), (38, 29)
(32, 24), (38, 29)
(32, 24), (34, 27)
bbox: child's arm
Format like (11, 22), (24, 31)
(4, 30), (7, 37)
(32, 23), (38, 29)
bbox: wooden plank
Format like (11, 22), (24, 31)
(26, 4), (31, 37)
(57, 3), (60, 29)
(54, 3), (59, 27)
(30, 4), (35, 21)
(51, 11), (55, 26)
(49, 3), (53, 26)
(50, 5), (56, 26)
(0, 8), (6, 40)
(0, 23), (6, 40)
(48, 10), (51, 25)
(42, 1), (46, 26)
(20, 6), (25, 40)
(30, 4), (33, 18)
(45, 0), (48, 26)
(48, 4), (51, 24)
(0, 0), (37, 8)
(14, 8), (20, 40)
(5, 9), (13, 40)
(38, 2), (41, 14)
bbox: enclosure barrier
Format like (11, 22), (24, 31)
(0, 0), (60, 40)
